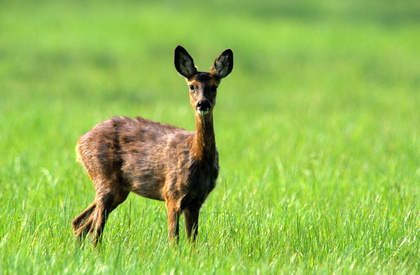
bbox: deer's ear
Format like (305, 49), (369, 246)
(174, 46), (197, 78)
(212, 49), (233, 79)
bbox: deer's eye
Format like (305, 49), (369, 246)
(189, 85), (194, 90)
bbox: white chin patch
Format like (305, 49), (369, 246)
(197, 109), (209, 115)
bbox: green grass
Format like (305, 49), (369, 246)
(1, 0), (419, 274)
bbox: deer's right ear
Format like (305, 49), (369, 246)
(175, 46), (197, 78)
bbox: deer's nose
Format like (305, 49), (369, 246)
(196, 101), (211, 115)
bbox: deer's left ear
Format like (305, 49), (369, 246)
(175, 46), (197, 79)
(212, 49), (233, 79)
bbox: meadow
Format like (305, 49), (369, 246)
(0, 0), (419, 274)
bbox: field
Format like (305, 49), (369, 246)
(0, 0), (419, 274)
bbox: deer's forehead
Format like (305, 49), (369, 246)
(187, 72), (220, 86)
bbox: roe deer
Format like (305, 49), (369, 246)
(72, 45), (233, 244)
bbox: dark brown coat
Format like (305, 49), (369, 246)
(72, 45), (233, 244)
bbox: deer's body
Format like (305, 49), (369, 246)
(72, 46), (233, 244)
(76, 115), (218, 206)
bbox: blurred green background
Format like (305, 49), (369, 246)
(0, 0), (419, 274)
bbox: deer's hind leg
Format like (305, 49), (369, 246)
(72, 180), (129, 245)
(72, 201), (97, 240)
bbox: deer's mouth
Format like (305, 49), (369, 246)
(196, 109), (210, 115)
(196, 101), (211, 115)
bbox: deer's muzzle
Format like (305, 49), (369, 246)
(196, 101), (211, 115)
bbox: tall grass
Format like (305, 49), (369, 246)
(0, 0), (418, 274)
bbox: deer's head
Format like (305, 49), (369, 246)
(175, 46), (233, 116)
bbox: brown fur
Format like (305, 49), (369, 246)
(72, 46), (233, 244)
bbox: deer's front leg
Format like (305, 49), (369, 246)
(166, 199), (181, 244)
(184, 202), (202, 242)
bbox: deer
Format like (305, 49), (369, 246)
(72, 45), (233, 245)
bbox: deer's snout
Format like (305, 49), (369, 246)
(196, 100), (211, 115)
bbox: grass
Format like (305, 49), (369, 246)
(0, 0), (419, 274)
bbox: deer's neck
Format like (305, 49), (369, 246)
(189, 114), (216, 163)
